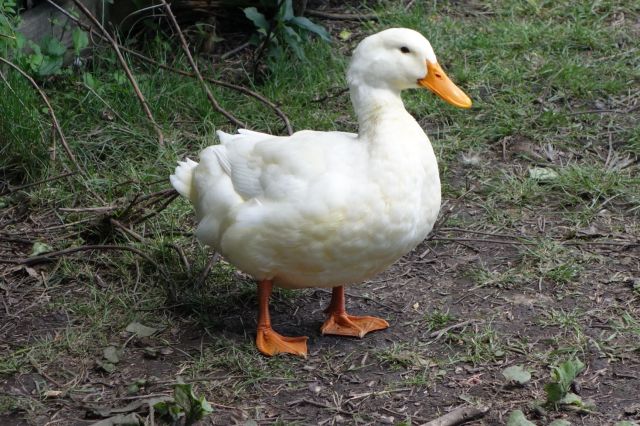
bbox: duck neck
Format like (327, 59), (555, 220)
(349, 83), (408, 138)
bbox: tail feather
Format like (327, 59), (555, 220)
(170, 158), (198, 200)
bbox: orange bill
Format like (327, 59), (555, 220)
(418, 61), (472, 109)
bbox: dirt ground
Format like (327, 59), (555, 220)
(1, 1), (640, 425)
(1, 161), (639, 425)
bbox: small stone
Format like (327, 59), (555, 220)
(379, 414), (394, 424)
(308, 383), (322, 394)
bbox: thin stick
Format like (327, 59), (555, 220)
(0, 244), (158, 267)
(197, 253), (220, 286)
(0, 57), (104, 203)
(421, 404), (489, 426)
(430, 237), (535, 246)
(1, 172), (75, 195)
(69, 0), (164, 146)
(429, 320), (478, 340)
(160, 0), (247, 129)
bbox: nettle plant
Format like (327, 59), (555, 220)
(243, 0), (330, 62)
(0, 0), (88, 77)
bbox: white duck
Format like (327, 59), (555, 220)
(171, 28), (471, 357)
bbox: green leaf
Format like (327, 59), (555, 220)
(282, 0), (294, 21)
(96, 360), (117, 373)
(37, 55), (63, 76)
(289, 16), (331, 42)
(103, 346), (121, 363)
(31, 241), (53, 256)
(507, 410), (536, 426)
(243, 7), (269, 31)
(154, 384), (213, 425)
(282, 26), (305, 60)
(544, 382), (564, 403)
(41, 35), (66, 57)
(545, 359), (585, 404)
(71, 28), (88, 55)
(502, 365), (531, 385)
(125, 321), (158, 337)
(83, 72), (98, 90)
(339, 29), (352, 40)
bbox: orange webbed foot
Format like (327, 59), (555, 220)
(321, 313), (389, 338)
(256, 327), (308, 357)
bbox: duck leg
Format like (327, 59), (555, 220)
(321, 286), (389, 338)
(255, 279), (308, 357)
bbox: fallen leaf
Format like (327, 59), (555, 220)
(103, 346), (121, 364)
(44, 390), (62, 398)
(506, 410), (536, 426)
(339, 29), (352, 40)
(31, 241), (53, 256)
(125, 322), (159, 338)
(502, 365), (531, 385)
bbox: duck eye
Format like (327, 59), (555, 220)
(400, 46), (410, 53)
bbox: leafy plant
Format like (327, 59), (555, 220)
(154, 383), (213, 425)
(544, 358), (594, 411)
(244, 0), (330, 62)
(545, 358), (584, 404)
(0, 1), (88, 77)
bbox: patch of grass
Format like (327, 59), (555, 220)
(424, 309), (454, 331)
(0, 70), (48, 183)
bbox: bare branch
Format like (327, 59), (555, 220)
(0, 244), (158, 267)
(159, 0), (247, 130)
(421, 404), (489, 426)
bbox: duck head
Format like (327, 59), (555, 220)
(347, 28), (472, 109)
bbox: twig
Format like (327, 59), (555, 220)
(0, 244), (158, 267)
(220, 41), (251, 59)
(160, 0), (247, 129)
(168, 243), (191, 275)
(430, 236), (534, 246)
(0, 57), (104, 203)
(69, 0), (164, 146)
(0, 172), (75, 195)
(197, 253), (220, 286)
(429, 320), (478, 341)
(421, 404), (489, 426)
(305, 9), (379, 21)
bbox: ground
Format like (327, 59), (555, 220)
(1, 1), (639, 425)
